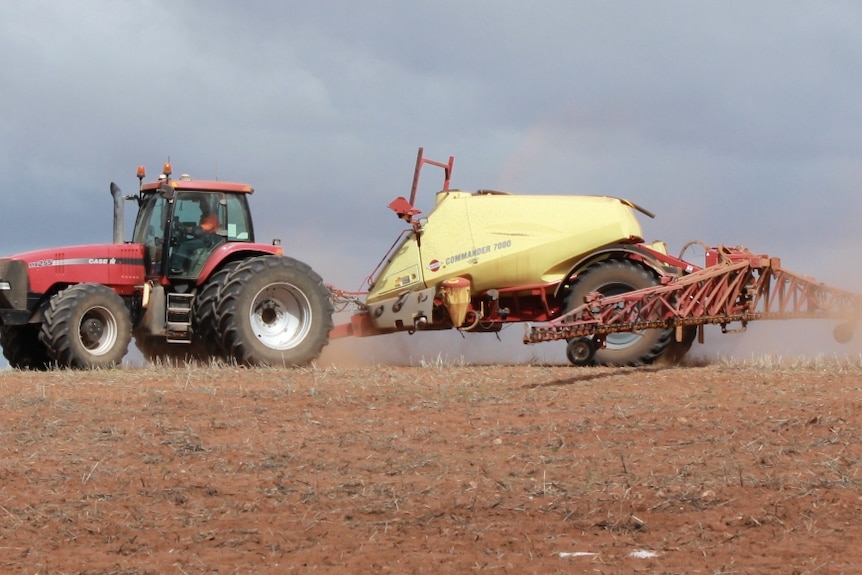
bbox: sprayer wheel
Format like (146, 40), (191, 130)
(566, 337), (596, 366)
(564, 259), (672, 367)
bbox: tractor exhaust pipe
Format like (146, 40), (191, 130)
(110, 182), (124, 244)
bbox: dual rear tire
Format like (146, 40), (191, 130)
(214, 255), (334, 367)
(138, 255), (334, 368)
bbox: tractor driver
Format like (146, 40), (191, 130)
(168, 195), (224, 275)
(199, 211), (219, 234)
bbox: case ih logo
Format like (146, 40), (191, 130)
(428, 259), (441, 272)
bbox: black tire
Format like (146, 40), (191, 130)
(1, 324), (52, 370)
(193, 261), (242, 352)
(565, 337), (596, 367)
(215, 255), (334, 367)
(564, 260), (672, 367)
(40, 284), (133, 369)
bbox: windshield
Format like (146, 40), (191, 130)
(132, 190), (255, 279)
(132, 194), (169, 276)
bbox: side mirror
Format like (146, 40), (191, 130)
(159, 182), (176, 201)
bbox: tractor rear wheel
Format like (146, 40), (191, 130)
(193, 261), (241, 354)
(40, 283), (132, 369)
(215, 255), (334, 367)
(1, 324), (52, 370)
(564, 259), (672, 367)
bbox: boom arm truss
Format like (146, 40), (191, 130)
(525, 245), (862, 344)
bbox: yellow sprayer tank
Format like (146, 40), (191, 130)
(367, 189), (644, 303)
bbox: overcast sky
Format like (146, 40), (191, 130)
(3, 1), (862, 367)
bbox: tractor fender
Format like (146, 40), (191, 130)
(25, 286), (70, 325)
(196, 242), (284, 286)
(554, 243), (683, 299)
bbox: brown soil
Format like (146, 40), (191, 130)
(1, 359), (861, 574)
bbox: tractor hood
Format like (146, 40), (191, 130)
(4, 243), (146, 295)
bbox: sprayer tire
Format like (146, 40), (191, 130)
(564, 260), (672, 367)
(215, 255), (334, 367)
(1, 324), (52, 370)
(40, 283), (132, 369)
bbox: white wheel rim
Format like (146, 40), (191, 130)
(79, 306), (119, 356)
(248, 283), (312, 350)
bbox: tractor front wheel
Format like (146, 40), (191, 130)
(1, 324), (52, 370)
(215, 256), (334, 367)
(564, 260), (672, 367)
(40, 284), (132, 369)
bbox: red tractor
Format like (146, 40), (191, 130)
(0, 163), (333, 369)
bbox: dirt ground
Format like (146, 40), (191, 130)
(1, 356), (861, 574)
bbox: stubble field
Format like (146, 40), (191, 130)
(1, 355), (861, 574)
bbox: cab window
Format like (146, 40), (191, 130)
(225, 194), (253, 241)
(132, 195), (169, 276)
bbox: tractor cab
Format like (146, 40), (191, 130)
(129, 164), (255, 282)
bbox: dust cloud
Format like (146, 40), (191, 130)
(690, 321), (862, 363)
(319, 317), (862, 370)
(318, 326), (567, 368)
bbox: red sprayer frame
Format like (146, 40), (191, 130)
(525, 245), (862, 344)
(410, 147), (454, 205)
